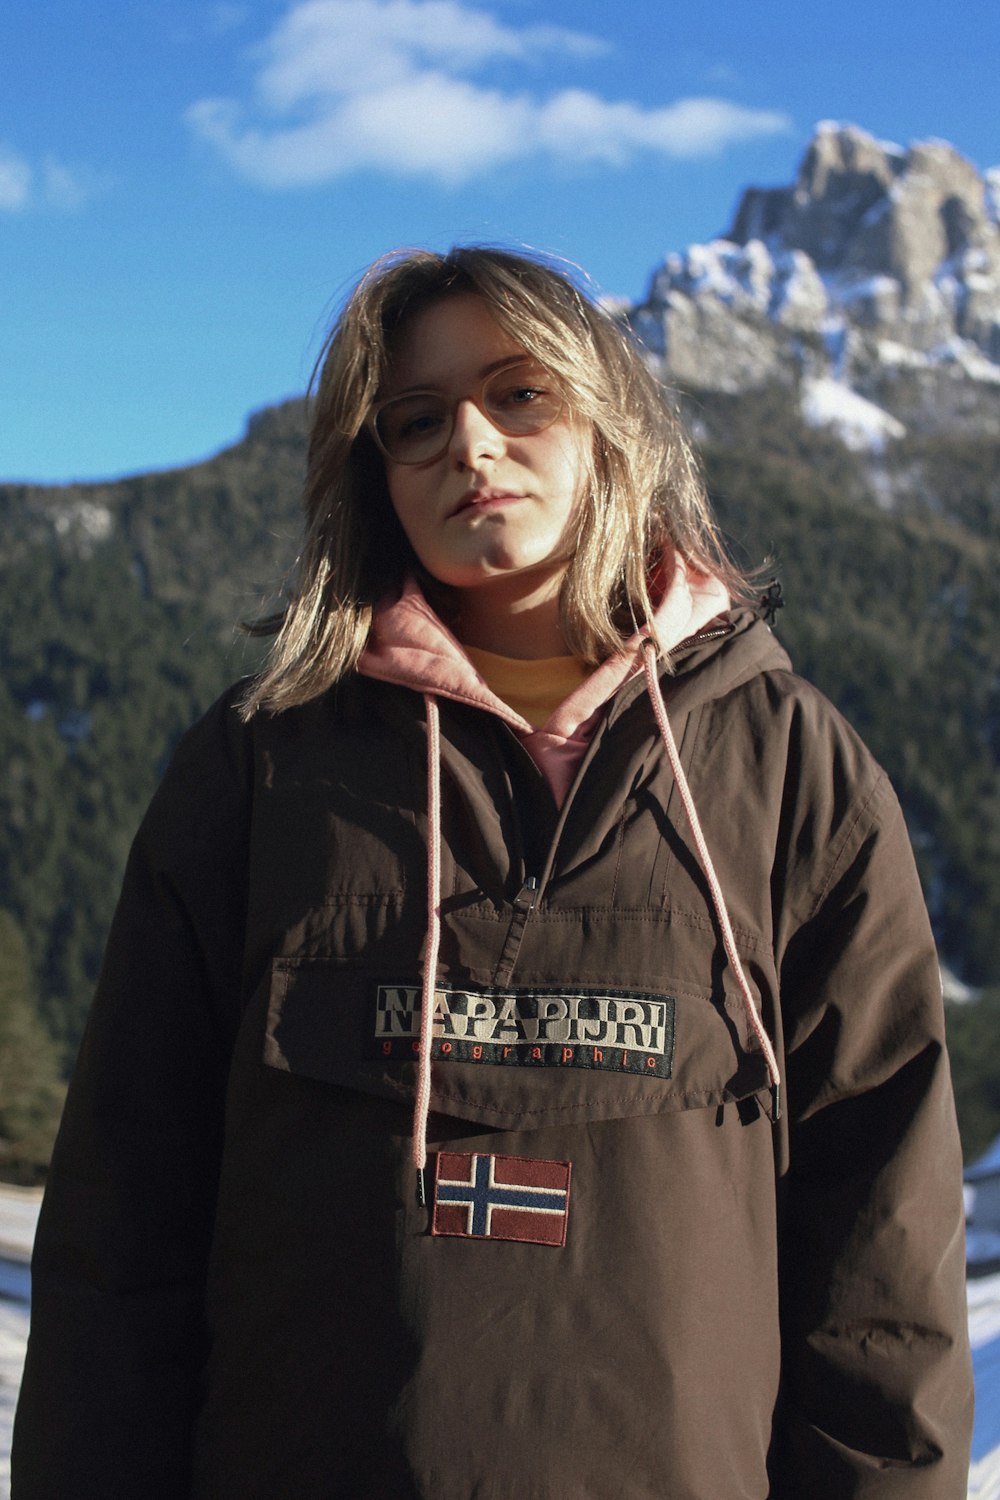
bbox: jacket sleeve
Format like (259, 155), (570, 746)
(11, 691), (252, 1499)
(769, 749), (974, 1496)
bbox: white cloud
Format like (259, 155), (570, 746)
(251, 0), (604, 108)
(0, 146), (32, 212)
(185, 0), (791, 188)
(0, 144), (104, 213)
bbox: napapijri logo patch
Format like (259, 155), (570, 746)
(369, 982), (676, 1077)
(432, 1152), (571, 1246)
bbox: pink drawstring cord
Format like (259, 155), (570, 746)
(412, 647), (782, 1191)
(413, 694), (442, 1180)
(641, 640), (782, 1117)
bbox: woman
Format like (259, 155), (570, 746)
(14, 247), (973, 1497)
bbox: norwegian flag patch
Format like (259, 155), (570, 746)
(432, 1152), (571, 1247)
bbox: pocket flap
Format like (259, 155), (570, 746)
(263, 957), (769, 1130)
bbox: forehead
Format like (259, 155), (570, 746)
(385, 293), (527, 394)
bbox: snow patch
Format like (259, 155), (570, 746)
(648, 238), (827, 330)
(800, 377), (906, 452)
(0, 1299), (29, 1495)
(942, 965), (978, 1004)
(968, 1272), (1000, 1347)
(985, 168), (1000, 228)
(52, 500), (112, 542)
(876, 338), (933, 369)
(930, 337), (1000, 384)
(813, 119), (904, 160)
(834, 273), (899, 306)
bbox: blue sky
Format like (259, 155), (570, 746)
(3, 0), (998, 483)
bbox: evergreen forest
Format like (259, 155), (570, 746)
(1, 387), (998, 1177)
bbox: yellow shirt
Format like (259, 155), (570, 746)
(464, 645), (589, 729)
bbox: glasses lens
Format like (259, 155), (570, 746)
(373, 361), (564, 463)
(375, 394), (450, 464)
(484, 363), (563, 434)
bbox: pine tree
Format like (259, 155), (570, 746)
(0, 910), (65, 1182)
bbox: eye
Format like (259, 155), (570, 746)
(399, 410), (445, 438)
(378, 395), (447, 452)
(491, 366), (552, 407)
(486, 363), (563, 429)
(502, 383), (547, 408)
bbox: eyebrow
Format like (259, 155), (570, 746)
(386, 354), (534, 400)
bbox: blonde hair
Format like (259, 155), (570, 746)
(242, 246), (744, 717)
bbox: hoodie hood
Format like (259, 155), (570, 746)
(358, 553), (731, 805)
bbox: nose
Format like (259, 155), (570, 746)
(448, 398), (504, 466)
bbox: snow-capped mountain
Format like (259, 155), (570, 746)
(626, 122), (1000, 448)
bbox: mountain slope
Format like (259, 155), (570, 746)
(1, 124), (998, 1062)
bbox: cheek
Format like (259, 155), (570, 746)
(385, 470), (421, 534)
(384, 471), (441, 571)
(555, 415), (590, 480)
(550, 430), (591, 520)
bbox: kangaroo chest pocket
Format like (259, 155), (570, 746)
(262, 956), (770, 1131)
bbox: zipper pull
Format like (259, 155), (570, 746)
(514, 875), (540, 911)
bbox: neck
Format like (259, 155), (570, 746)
(452, 573), (570, 659)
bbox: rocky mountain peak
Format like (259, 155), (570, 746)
(730, 122), (996, 297)
(732, 122), (905, 272)
(626, 122), (1000, 445)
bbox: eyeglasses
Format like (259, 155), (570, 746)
(370, 358), (566, 466)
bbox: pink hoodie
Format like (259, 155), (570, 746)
(357, 552), (731, 806)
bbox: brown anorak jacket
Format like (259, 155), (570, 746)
(14, 606), (973, 1497)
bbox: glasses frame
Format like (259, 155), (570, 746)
(368, 358), (566, 466)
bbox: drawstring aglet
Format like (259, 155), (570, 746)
(770, 1082), (782, 1123)
(416, 1165), (428, 1208)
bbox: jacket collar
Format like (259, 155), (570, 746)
(357, 552), (731, 739)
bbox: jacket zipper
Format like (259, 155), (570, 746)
(492, 876), (540, 987)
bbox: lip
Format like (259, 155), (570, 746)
(449, 488), (525, 518)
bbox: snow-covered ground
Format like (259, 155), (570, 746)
(969, 1271), (1000, 1498)
(800, 375), (907, 452)
(0, 1188), (37, 1500)
(0, 1301), (28, 1497)
(0, 1187), (997, 1497)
